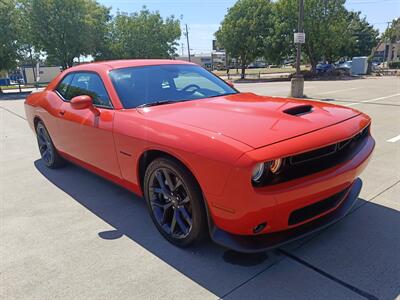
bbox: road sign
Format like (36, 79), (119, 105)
(294, 32), (305, 44)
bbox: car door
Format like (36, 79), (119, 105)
(55, 71), (121, 178)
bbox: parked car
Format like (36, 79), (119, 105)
(25, 60), (374, 252)
(336, 61), (352, 75)
(316, 63), (336, 74)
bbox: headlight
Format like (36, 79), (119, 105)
(268, 158), (283, 174)
(252, 159), (284, 183)
(252, 163), (265, 182)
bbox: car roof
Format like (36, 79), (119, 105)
(69, 59), (195, 72)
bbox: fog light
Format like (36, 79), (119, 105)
(253, 222), (267, 234)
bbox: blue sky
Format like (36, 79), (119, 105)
(99, 0), (400, 55)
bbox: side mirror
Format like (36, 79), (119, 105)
(70, 95), (93, 110)
(226, 80), (234, 88)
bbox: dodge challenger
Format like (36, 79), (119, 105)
(25, 60), (375, 252)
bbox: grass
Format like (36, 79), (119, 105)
(213, 66), (310, 76)
(0, 83), (47, 90)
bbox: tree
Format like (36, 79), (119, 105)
(343, 11), (379, 58)
(274, 0), (352, 73)
(96, 8), (181, 60)
(215, 0), (275, 79)
(383, 18), (400, 43)
(0, 0), (20, 71)
(0, 0), (21, 93)
(25, 0), (111, 69)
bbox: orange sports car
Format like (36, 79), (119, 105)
(25, 60), (374, 252)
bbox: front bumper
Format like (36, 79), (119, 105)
(209, 178), (362, 253)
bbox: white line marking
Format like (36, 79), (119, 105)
(347, 93), (400, 106)
(387, 134), (400, 143)
(318, 87), (359, 95)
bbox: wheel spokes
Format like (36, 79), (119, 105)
(162, 169), (175, 191)
(178, 206), (192, 227)
(170, 210), (177, 234)
(173, 179), (183, 192)
(149, 167), (193, 239)
(155, 170), (169, 194)
(175, 208), (190, 234)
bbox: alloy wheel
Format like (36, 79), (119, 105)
(148, 168), (193, 239)
(37, 125), (54, 165)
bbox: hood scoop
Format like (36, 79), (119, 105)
(283, 105), (313, 116)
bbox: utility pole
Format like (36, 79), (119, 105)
(185, 24), (191, 62)
(295, 0), (304, 76)
(382, 21), (391, 67)
(291, 0), (304, 98)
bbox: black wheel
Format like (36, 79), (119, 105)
(36, 121), (65, 168)
(144, 158), (208, 247)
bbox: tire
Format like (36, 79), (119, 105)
(36, 121), (65, 168)
(144, 157), (208, 247)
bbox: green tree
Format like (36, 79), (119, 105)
(0, 0), (20, 71)
(0, 0), (21, 93)
(383, 18), (400, 43)
(274, 0), (352, 73)
(343, 11), (379, 58)
(97, 8), (181, 60)
(25, 0), (111, 69)
(215, 0), (275, 79)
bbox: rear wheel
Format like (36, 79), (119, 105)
(144, 158), (208, 247)
(36, 121), (65, 168)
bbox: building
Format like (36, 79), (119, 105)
(373, 41), (400, 63)
(22, 65), (62, 84)
(178, 51), (227, 70)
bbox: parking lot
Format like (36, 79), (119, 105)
(1, 76), (399, 299)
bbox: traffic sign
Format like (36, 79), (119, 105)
(294, 32), (305, 44)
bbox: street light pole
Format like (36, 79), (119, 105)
(291, 0), (305, 98)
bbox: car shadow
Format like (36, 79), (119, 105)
(34, 160), (400, 299)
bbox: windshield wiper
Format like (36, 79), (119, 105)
(136, 100), (178, 108)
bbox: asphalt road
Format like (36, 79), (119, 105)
(1, 76), (399, 300)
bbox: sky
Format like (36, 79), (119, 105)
(98, 0), (400, 55)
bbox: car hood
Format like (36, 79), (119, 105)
(137, 93), (361, 149)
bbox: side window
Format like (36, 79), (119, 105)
(55, 73), (74, 99)
(67, 72), (112, 108)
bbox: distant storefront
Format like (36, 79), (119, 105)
(22, 65), (62, 84)
(373, 42), (400, 63)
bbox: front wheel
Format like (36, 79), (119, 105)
(36, 121), (65, 168)
(144, 158), (208, 247)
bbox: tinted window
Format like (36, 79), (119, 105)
(109, 64), (237, 108)
(67, 72), (112, 107)
(56, 73), (74, 98)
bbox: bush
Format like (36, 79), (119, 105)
(289, 70), (314, 79)
(389, 62), (400, 69)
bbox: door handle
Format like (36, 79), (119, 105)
(59, 110), (65, 116)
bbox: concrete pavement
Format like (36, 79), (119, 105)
(1, 76), (399, 299)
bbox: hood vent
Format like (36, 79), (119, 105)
(283, 105), (313, 116)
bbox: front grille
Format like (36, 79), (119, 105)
(288, 187), (350, 225)
(255, 125), (370, 187)
(290, 125), (369, 166)
(290, 143), (338, 165)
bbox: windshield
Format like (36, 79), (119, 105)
(109, 64), (237, 108)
